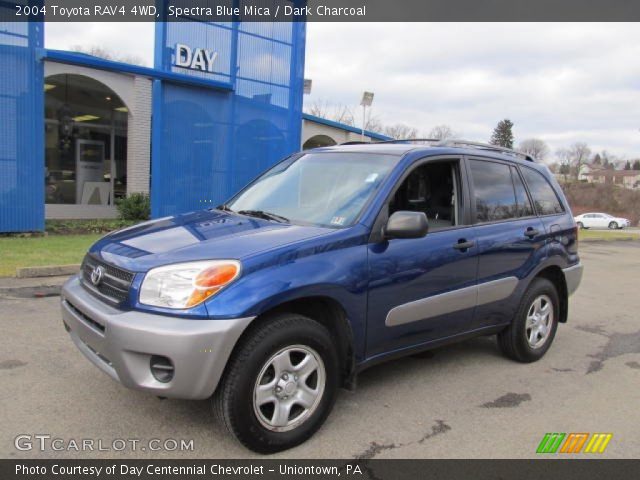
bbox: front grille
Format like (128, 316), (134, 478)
(81, 254), (134, 306)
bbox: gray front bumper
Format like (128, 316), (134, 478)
(563, 262), (584, 296)
(61, 276), (253, 400)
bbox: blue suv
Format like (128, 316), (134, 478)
(61, 141), (583, 453)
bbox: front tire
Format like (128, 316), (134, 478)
(497, 278), (559, 363)
(576, 222), (584, 230)
(609, 221), (618, 229)
(213, 313), (339, 453)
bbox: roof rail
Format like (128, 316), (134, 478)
(441, 139), (535, 162)
(341, 138), (441, 145)
(357, 138), (535, 162)
(374, 138), (441, 144)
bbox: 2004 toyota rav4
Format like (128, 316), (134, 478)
(61, 140), (583, 453)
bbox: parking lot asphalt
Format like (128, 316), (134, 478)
(1, 241), (639, 459)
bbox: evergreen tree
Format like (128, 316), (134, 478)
(624, 161), (632, 170)
(592, 153), (602, 165)
(633, 160), (640, 170)
(490, 119), (514, 149)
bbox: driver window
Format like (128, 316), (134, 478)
(389, 160), (460, 230)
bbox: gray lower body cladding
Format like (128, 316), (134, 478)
(61, 276), (253, 399)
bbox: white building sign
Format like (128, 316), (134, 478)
(174, 44), (218, 73)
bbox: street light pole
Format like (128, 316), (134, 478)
(360, 91), (374, 142)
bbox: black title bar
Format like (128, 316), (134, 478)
(2, 0), (640, 22)
(1, 459), (640, 480)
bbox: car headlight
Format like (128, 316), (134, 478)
(139, 260), (241, 309)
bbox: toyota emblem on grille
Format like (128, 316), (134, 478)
(90, 265), (105, 286)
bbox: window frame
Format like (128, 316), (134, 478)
(518, 164), (566, 218)
(369, 155), (471, 243)
(510, 165), (535, 219)
(466, 156), (538, 226)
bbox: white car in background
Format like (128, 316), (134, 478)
(574, 212), (631, 230)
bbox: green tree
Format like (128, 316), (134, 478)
(592, 153), (602, 165)
(633, 160), (640, 170)
(490, 119), (514, 149)
(624, 161), (632, 170)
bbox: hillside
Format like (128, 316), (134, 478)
(561, 182), (640, 226)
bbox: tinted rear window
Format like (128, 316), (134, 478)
(520, 167), (564, 215)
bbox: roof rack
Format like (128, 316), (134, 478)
(374, 138), (441, 144)
(348, 138), (535, 162)
(441, 140), (535, 162)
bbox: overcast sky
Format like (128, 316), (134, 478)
(46, 22), (640, 161)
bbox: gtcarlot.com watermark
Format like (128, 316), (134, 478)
(14, 434), (194, 453)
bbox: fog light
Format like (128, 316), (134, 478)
(150, 355), (174, 383)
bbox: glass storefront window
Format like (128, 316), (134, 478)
(44, 74), (128, 205)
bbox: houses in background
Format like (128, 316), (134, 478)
(578, 164), (640, 189)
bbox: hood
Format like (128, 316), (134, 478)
(89, 210), (332, 272)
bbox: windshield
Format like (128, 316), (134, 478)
(227, 152), (398, 227)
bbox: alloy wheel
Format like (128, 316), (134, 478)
(525, 294), (554, 349)
(253, 345), (326, 432)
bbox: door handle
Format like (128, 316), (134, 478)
(524, 228), (540, 238)
(453, 239), (474, 250)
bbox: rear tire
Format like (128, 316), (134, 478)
(213, 313), (339, 453)
(498, 278), (559, 363)
(609, 221), (618, 229)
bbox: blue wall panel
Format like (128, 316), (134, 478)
(0, 18), (44, 232)
(151, 14), (305, 218)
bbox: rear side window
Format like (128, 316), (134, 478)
(469, 160), (517, 222)
(510, 166), (534, 217)
(520, 167), (564, 215)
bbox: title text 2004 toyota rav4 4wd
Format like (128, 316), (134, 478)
(61, 141), (583, 453)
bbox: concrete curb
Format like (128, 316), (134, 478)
(580, 237), (639, 242)
(16, 264), (80, 278)
(0, 275), (70, 290)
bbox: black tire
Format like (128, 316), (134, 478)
(609, 221), (618, 230)
(213, 313), (339, 453)
(497, 278), (560, 363)
(576, 222), (584, 230)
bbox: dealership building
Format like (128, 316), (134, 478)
(0, 13), (388, 232)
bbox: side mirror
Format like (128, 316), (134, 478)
(384, 211), (428, 239)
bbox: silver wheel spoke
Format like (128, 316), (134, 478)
(539, 301), (551, 317)
(271, 350), (294, 378)
(533, 297), (542, 314)
(295, 384), (318, 409)
(255, 383), (276, 406)
(526, 316), (535, 329)
(294, 353), (318, 379)
(529, 328), (538, 345)
(271, 400), (292, 427)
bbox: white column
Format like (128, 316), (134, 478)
(126, 75), (152, 195)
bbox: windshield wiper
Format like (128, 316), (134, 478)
(237, 210), (289, 223)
